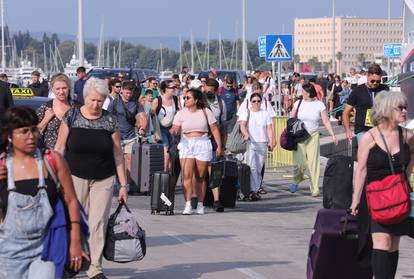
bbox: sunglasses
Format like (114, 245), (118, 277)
(152, 83), (158, 86)
(369, 79), (381, 84)
(395, 105), (407, 112)
(115, 85), (121, 88)
(183, 96), (193, 100)
(251, 99), (261, 103)
(14, 126), (39, 137)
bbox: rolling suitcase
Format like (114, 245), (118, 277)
(238, 163), (251, 199)
(130, 139), (143, 194)
(204, 157), (238, 208)
(140, 143), (164, 193)
(322, 143), (353, 209)
(307, 209), (372, 279)
(151, 172), (175, 215)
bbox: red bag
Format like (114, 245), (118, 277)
(366, 127), (411, 225)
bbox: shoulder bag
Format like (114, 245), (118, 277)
(280, 98), (309, 150)
(366, 127), (411, 225)
(226, 102), (250, 154)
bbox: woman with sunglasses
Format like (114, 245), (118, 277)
(37, 73), (73, 149)
(290, 83), (337, 197)
(351, 91), (414, 279)
(0, 107), (84, 278)
(239, 93), (274, 201)
(170, 89), (223, 215)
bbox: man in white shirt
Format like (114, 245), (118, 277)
(103, 79), (121, 110)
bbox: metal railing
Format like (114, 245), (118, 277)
(265, 117), (294, 171)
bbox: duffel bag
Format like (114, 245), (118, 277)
(104, 201), (146, 263)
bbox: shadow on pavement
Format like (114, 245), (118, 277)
(231, 200), (321, 213)
(147, 234), (236, 248)
(105, 260), (289, 279)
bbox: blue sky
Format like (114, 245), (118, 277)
(6, 0), (404, 40)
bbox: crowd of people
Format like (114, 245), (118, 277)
(0, 62), (412, 278)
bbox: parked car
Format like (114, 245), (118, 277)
(13, 96), (51, 110)
(198, 70), (246, 88)
(86, 67), (159, 83)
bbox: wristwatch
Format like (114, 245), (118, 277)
(120, 184), (130, 192)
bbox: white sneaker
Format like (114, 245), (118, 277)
(330, 116), (338, 121)
(182, 202), (193, 215)
(196, 204), (205, 215)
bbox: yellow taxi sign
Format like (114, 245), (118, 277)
(11, 88), (34, 98)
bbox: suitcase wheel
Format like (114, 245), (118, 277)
(151, 210), (161, 215)
(166, 210), (174, 216)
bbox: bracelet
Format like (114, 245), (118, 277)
(70, 221), (81, 224)
(120, 184), (130, 191)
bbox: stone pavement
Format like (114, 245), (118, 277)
(76, 161), (414, 279)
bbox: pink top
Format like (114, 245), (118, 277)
(173, 108), (217, 133)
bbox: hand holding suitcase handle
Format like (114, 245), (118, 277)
(340, 209), (358, 237)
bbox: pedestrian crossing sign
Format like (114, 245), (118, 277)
(265, 35), (293, 62)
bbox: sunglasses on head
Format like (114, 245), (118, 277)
(369, 79), (381, 84)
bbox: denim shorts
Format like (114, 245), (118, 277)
(161, 127), (172, 148)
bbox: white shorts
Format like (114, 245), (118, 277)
(178, 134), (212, 162)
(121, 137), (136, 154)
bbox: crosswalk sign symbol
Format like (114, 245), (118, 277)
(265, 35), (293, 62)
(268, 38), (290, 59)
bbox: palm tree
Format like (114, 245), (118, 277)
(308, 56), (319, 72)
(357, 53), (366, 68)
(293, 54), (300, 72)
(336, 51), (343, 74)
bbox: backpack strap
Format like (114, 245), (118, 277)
(173, 95), (179, 111)
(218, 87), (223, 97)
(44, 149), (61, 190)
(218, 98), (224, 124)
(156, 96), (163, 115)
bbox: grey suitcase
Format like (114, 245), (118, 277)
(140, 144), (164, 193)
(130, 139), (142, 193)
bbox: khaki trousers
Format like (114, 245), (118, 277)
(292, 132), (320, 195)
(72, 175), (115, 278)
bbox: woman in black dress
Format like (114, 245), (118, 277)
(351, 90), (414, 279)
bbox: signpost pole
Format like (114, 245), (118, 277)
(277, 61), (282, 116)
(271, 61), (276, 112)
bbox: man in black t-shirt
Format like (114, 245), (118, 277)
(342, 64), (389, 144)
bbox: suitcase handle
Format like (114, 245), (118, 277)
(340, 210), (357, 237)
(347, 141), (353, 157)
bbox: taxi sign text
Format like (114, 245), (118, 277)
(11, 88), (34, 98)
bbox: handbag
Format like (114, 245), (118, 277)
(202, 108), (218, 151)
(226, 104), (250, 154)
(104, 201), (146, 263)
(366, 127), (411, 225)
(41, 149), (90, 278)
(280, 98), (308, 150)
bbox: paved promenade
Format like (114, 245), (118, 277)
(77, 161), (414, 279)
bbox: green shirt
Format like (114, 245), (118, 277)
(141, 88), (159, 99)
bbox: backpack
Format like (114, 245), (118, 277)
(156, 95), (179, 115)
(41, 149), (91, 277)
(218, 86), (239, 98)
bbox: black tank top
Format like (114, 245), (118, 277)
(0, 177), (58, 212)
(366, 143), (410, 184)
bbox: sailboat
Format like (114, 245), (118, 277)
(64, 54), (92, 79)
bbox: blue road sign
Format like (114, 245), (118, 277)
(265, 35), (293, 62)
(383, 43), (402, 58)
(258, 36), (266, 58)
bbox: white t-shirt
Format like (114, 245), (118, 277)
(293, 100), (326, 133)
(294, 83), (303, 98)
(237, 98), (276, 119)
(239, 109), (272, 143)
(358, 75), (367, 85)
(103, 95), (115, 110)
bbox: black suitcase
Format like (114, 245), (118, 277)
(322, 153), (353, 209)
(238, 163), (251, 199)
(307, 209), (372, 279)
(204, 158), (238, 208)
(140, 144), (164, 193)
(151, 172), (175, 215)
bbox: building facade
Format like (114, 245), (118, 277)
(294, 17), (403, 74)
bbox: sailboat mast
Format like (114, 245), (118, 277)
(207, 20), (210, 71)
(160, 43), (163, 72)
(1, 0), (5, 71)
(219, 33), (222, 69)
(78, 0), (85, 66)
(118, 38), (122, 68)
(190, 31), (194, 74)
(179, 34), (182, 72)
